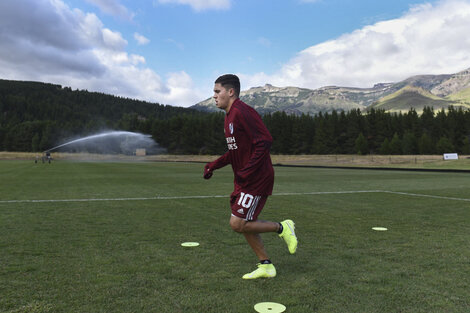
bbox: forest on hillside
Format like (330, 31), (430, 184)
(0, 79), (199, 152)
(1, 80), (470, 155)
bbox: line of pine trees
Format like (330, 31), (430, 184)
(263, 106), (470, 155)
(148, 106), (470, 155)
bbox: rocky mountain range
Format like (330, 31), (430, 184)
(192, 67), (470, 114)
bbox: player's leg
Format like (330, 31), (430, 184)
(230, 194), (277, 279)
(241, 228), (276, 279)
(229, 192), (297, 249)
(243, 232), (268, 260)
(230, 216), (273, 259)
(230, 216), (298, 255)
(229, 215), (279, 234)
(230, 216), (277, 279)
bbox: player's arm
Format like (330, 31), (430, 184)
(203, 151), (230, 179)
(236, 139), (271, 184)
(236, 109), (273, 184)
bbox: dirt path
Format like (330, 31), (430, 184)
(2, 152), (469, 169)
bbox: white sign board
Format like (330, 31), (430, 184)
(443, 153), (458, 160)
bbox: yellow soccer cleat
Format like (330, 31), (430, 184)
(242, 263), (276, 280)
(279, 219), (297, 254)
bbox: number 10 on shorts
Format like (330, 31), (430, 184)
(237, 192), (254, 208)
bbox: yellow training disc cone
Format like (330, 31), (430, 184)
(181, 242), (200, 247)
(372, 227), (388, 231)
(254, 302), (286, 313)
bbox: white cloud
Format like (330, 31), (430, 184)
(0, 0), (105, 78)
(0, 0), (198, 107)
(134, 32), (150, 45)
(245, 0), (470, 90)
(163, 71), (205, 106)
(85, 0), (134, 20)
(102, 28), (128, 50)
(155, 0), (231, 12)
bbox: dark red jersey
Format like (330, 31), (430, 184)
(209, 99), (274, 196)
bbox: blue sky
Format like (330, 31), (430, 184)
(1, 0), (470, 107)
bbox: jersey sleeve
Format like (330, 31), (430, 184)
(208, 151), (231, 170)
(235, 108), (273, 183)
(236, 140), (271, 183)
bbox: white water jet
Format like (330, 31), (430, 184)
(46, 131), (165, 155)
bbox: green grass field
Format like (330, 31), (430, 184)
(1, 160), (469, 312)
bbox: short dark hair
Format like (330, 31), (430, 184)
(215, 74), (240, 97)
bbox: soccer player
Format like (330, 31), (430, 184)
(203, 74), (298, 279)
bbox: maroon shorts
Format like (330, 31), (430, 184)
(230, 192), (268, 221)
